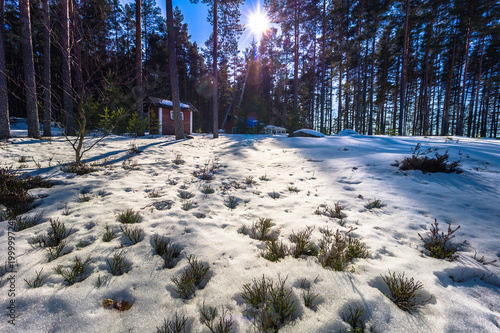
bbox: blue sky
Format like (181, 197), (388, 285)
(165, 0), (267, 52)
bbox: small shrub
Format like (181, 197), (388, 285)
(128, 142), (140, 155)
(46, 241), (67, 261)
(178, 190), (194, 200)
(10, 211), (43, 231)
(382, 271), (432, 313)
(289, 226), (318, 258)
(76, 192), (91, 203)
(102, 224), (118, 242)
(107, 250), (131, 276)
(181, 200), (194, 211)
(200, 304), (234, 333)
(342, 305), (365, 332)
(287, 185), (299, 193)
(172, 154), (185, 165)
(157, 312), (188, 333)
(194, 212), (206, 219)
(194, 159), (217, 180)
(269, 191), (280, 200)
(245, 176), (256, 185)
(61, 162), (97, 175)
(201, 185), (215, 194)
(226, 196), (238, 210)
(297, 278), (319, 310)
(318, 227), (368, 271)
(54, 256), (92, 285)
(24, 268), (45, 288)
(117, 208), (141, 224)
(148, 189), (161, 198)
(29, 218), (72, 248)
(473, 251), (497, 265)
(418, 219), (461, 261)
(259, 173), (269, 181)
(263, 238), (289, 262)
(364, 199), (386, 210)
(152, 234), (182, 269)
(120, 225), (144, 245)
(398, 143), (462, 174)
(316, 202), (347, 219)
(171, 255), (210, 299)
(250, 218), (277, 241)
(241, 275), (296, 331)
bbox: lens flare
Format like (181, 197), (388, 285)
(247, 8), (269, 37)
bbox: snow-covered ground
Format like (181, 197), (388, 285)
(1, 125), (499, 332)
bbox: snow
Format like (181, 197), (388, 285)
(160, 99), (190, 109)
(290, 129), (325, 137)
(1, 124), (500, 332)
(336, 129), (359, 136)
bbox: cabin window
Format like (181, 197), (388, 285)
(170, 111), (184, 120)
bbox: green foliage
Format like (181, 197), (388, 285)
(241, 275), (296, 331)
(24, 268), (45, 288)
(29, 218), (72, 248)
(102, 224), (118, 242)
(199, 304), (234, 333)
(263, 238), (289, 262)
(171, 255), (210, 299)
(117, 208), (141, 224)
(297, 278), (319, 310)
(178, 190), (194, 199)
(149, 112), (162, 137)
(120, 225), (144, 245)
(318, 227), (368, 271)
(107, 250), (131, 276)
(289, 226), (318, 258)
(342, 305), (365, 332)
(61, 162), (98, 175)
(157, 313), (188, 333)
(226, 196), (238, 209)
(54, 256), (92, 286)
(201, 185), (215, 194)
(10, 211), (43, 231)
(315, 202), (347, 220)
(382, 271), (432, 313)
(242, 217), (278, 241)
(152, 234), (182, 269)
(181, 200), (194, 211)
(419, 219), (461, 261)
(100, 107), (127, 135)
(127, 111), (149, 136)
(364, 199), (386, 210)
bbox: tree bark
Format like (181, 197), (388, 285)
(166, 0), (184, 140)
(136, 0), (144, 136)
(212, 0), (219, 138)
(20, 0), (40, 138)
(0, 0), (10, 139)
(42, 0), (51, 137)
(319, 0), (326, 133)
(457, 18), (472, 136)
(293, 0), (299, 130)
(399, 0), (409, 136)
(61, 0), (74, 135)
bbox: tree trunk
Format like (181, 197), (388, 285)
(368, 22), (376, 135)
(399, 0), (409, 136)
(0, 0), (10, 139)
(355, 0), (363, 133)
(293, 0), (299, 130)
(20, 0), (40, 138)
(42, 0), (51, 137)
(212, 0), (219, 138)
(136, 0), (144, 136)
(337, 5), (343, 133)
(61, 0), (74, 135)
(166, 0), (184, 140)
(441, 28), (457, 136)
(319, 0), (326, 133)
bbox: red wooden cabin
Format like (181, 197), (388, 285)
(148, 97), (193, 135)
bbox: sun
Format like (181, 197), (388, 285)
(247, 8), (270, 37)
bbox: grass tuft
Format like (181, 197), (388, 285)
(382, 270), (432, 313)
(10, 211), (43, 231)
(102, 224), (118, 242)
(418, 219), (461, 261)
(178, 190), (194, 200)
(152, 234), (182, 269)
(171, 255), (210, 299)
(120, 225), (144, 245)
(289, 226), (318, 258)
(318, 227), (368, 271)
(107, 250), (131, 276)
(342, 305), (365, 332)
(263, 239), (289, 262)
(201, 185), (215, 194)
(117, 208), (141, 224)
(399, 143), (462, 174)
(364, 199), (386, 210)
(157, 312), (188, 333)
(29, 218), (72, 248)
(54, 256), (92, 285)
(24, 268), (45, 288)
(199, 304), (234, 333)
(226, 196), (238, 210)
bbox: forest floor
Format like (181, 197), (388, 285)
(1, 123), (500, 332)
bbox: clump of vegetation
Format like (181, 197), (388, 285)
(245, 176), (256, 185)
(152, 234), (182, 269)
(61, 162), (98, 175)
(226, 196), (238, 209)
(10, 211), (43, 231)
(54, 256), (92, 286)
(241, 275), (296, 331)
(194, 159), (218, 180)
(102, 224), (118, 242)
(24, 268), (45, 288)
(419, 219), (461, 261)
(194, 212), (206, 219)
(0, 167), (52, 218)
(342, 305), (366, 332)
(297, 278), (319, 310)
(76, 189), (92, 202)
(199, 304), (234, 333)
(239, 218), (278, 241)
(318, 227), (368, 271)
(201, 185), (215, 194)
(120, 225), (144, 245)
(364, 199), (386, 210)
(107, 250), (131, 276)
(181, 200), (195, 211)
(171, 255), (210, 299)
(398, 143), (462, 174)
(263, 239), (289, 262)
(259, 173), (269, 181)
(287, 185), (299, 193)
(157, 312), (189, 333)
(178, 190), (194, 200)
(29, 218), (72, 248)
(289, 226), (318, 258)
(172, 154), (185, 165)
(315, 202), (347, 220)
(382, 271), (432, 313)
(148, 189), (161, 198)
(117, 208), (141, 224)
(269, 191), (281, 199)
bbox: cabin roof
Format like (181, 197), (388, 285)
(149, 97), (190, 110)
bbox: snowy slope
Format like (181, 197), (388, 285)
(1, 129), (499, 332)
